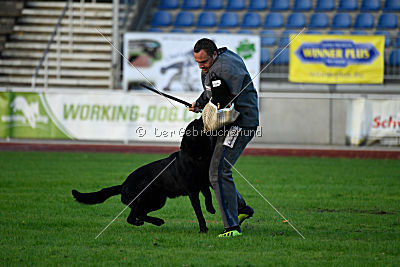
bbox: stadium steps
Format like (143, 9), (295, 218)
(0, 76), (109, 88)
(0, 1), (113, 90)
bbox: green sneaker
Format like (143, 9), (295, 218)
(217, 229), (242, 238)
(238, 205), (254, 225)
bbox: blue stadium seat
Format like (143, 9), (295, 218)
(226, 0), (246, 10)
(351, 30), (367, 35)
(309, 13), (329, 29)
(151, 11), (172, 27)
(375, 31), (392, 47)
(272, 48), (289, 64)
(197, 12), (217, 27)
(328, 30), (344, 35)
(147, 28), (163, 32)
(260, 30), (276, 46)
(237, 29), (253, 34)
(383, 0), (400, 11)
(182, 0), (202, 10)
(293, 0), (312, 11)
(174, 12), (194, 27)
(159, 0), (179, 9)
(337, 0), (358, 11)
(263, 12), (284, 28)
(215, 29), (230, 33)
(248, 0), (268, 10)
(271, 0), (290, 11)
(377, 13), (398, 29)
(204, 0), (224, 10)
(360, 0), (380, 11)
(261, 48), (270, 64)
(315, 0), (335, 11)
(241, 12), (261, 28)
(170, 28), (185, 33)
(354, 13), (374, 29)
(279, 30), (297, 47)
(389, 50), (400, 66)
(395, 32), (400, 47)
(332, 13), (352, 28)
(286, 13), (306, 28)
(218, 12), (239, 28)
(306, 30), (322, 34)
(192, 29), (208, 33)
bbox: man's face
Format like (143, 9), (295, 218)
(194, 49), (216, 73)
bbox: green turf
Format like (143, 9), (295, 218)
(1, 151), (399, 266)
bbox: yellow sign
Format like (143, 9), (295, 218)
(289, 35), (384, 84)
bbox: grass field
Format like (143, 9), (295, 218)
(1, 150), (399, 266)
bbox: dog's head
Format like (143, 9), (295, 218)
(180, 118), (212, 157)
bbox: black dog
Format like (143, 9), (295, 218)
(72, 118), (215, 233)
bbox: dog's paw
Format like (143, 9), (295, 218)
(127, 217), (144, 226)
(199, 226), (208, 233)
(206, 206), (216, 214)
(152, 218), (165, 226)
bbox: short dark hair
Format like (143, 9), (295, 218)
(193, 38), (217, 57)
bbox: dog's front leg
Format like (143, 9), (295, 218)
(201, 186), (216, 214)
(188, 193), (208, 233)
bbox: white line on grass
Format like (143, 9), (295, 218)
(95, 157), (176, 239)
(224, 158), (306, 239)
(95, 27), (177, 109)
(224, 27), (306, 108)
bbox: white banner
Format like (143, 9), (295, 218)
(123, 32), (260, 92)
(346, 99), (400, 146)
(44, 91), (200, 142)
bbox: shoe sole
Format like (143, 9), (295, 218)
(238, 213), (253, 225)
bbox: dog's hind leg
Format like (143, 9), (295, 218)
(140, 216), (165, 226)
(201, 186), (216, 214)
(188, 192), (208, 233)
(127, 208), (144, 226)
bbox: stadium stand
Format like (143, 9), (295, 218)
(219, 12), (239, 28)
(383, 0), (400, 11)
(286, 13), (306, 29)
(263, 12), (284, 28)
(181, 0), (202, 10)
(293, 0), (312, 11)
(241, 12), (261, 28)
(151, 11), (172, 27)
(309, 13), (329, 29)
(226, 0), (246, 11)
(360, 0), (381, 11)
(337, 0), (358, 11)
(354, 13), (375, 29)
(389, 49), (400, 66)
(315, 0), (335, 11)
(270, 0), (290, 11)
(196, 12), (216, 28)
(159, 0), (179, 10)
(377, 13), (398, 29)
(204, 0), (224, 10)
(0, 0), (119, 89)
(331, 13), (352, 29)
(174, 11), (194, 27)
(248, 0), (268, 11)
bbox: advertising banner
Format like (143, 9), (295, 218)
(346, 99), (400, 146)
(0, 91), (200, 142)
(289, 35), (384, 84)
(123, 32), (260, 92)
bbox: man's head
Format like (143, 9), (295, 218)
(193, 38), (218, 73)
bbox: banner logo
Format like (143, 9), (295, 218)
(296, 40), (379, 67)
(2, 96), (48, 128)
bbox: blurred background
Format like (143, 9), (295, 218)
(0, 0), (399, 147)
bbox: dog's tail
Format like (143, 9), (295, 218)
(72, 185), (122, 204)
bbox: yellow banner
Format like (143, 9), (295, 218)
(289, 35), (384, 84)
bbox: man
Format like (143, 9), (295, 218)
(189, 38), (259, 237)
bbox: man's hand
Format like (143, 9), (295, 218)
(189, 101), (202, 113)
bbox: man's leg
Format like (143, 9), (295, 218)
(209, 128), (255, 235)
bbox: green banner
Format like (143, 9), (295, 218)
(0, 92), (70, 139)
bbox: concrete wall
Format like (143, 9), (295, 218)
(252, 94), (348, 145)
